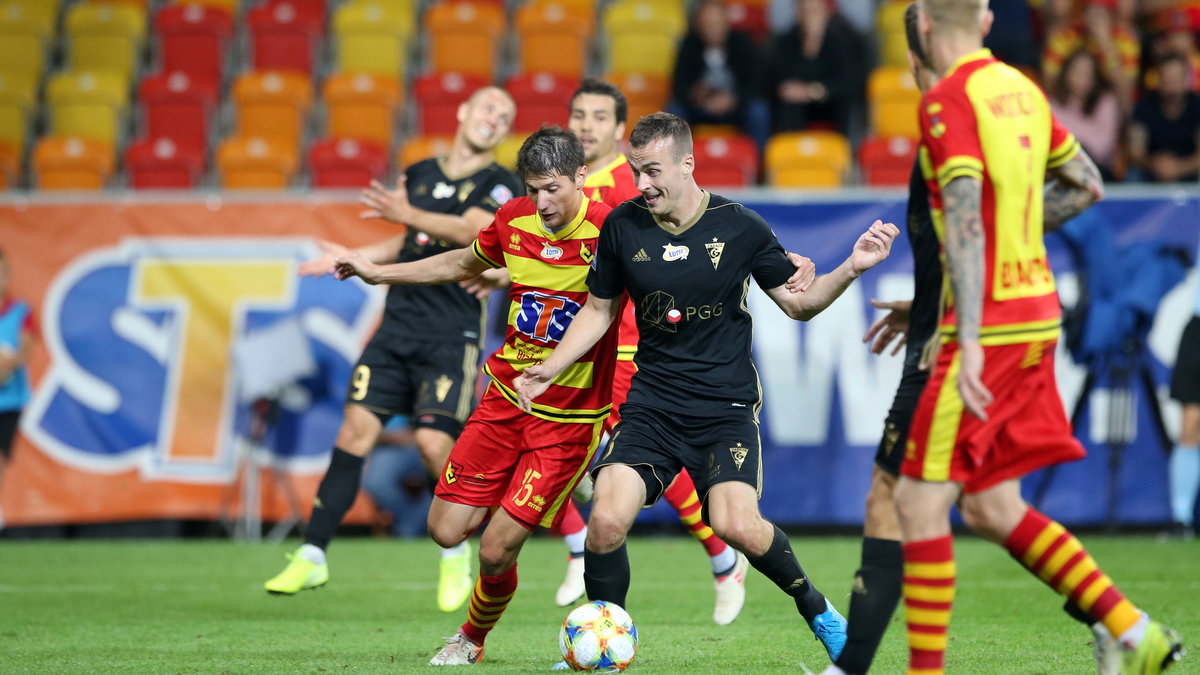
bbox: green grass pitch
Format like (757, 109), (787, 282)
(0, 534), (1194, 673)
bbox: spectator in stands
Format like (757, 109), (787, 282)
(1043, 0), (1140, 112)
(669, 0), (771, 150)
(769, 0), (861, 135)
(1049, 50), (1122, 179)
(362, 417), (431, 538)
(985, 0), (1041, 70)
(0, 248), (36, 531)
(1127, 53), (1200, 182)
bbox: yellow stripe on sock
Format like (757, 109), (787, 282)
(907, 632), (949, 651)
(904, 583), (956, 603)
(1022, 521), (1066, 568)
(905, 561), (955, 579)
(906, 607), (952, 627)
(1056, 557), (1097, 596)
(907, 668), (945, 675)
(472, 581), (515, 604)
(1077, 574), (1114, 612)
(1102, 600), (1140, 637)
(1038, 538), (1082, 584)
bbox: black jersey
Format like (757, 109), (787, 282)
(377, 157), (522, 343)
(906, 161), (941, 358)
(588, 193), (795, 415)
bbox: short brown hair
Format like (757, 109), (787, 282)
(628, 112), (693, 159)
(516, 125), (584, 181)
(918, 0), (986, 31)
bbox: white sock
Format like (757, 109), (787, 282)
(298, 543), (326, 565)
(441, 542), (466, 558)
(1117, 612), (1150, 649)
(564, 527), (587, 557)
(710, 546), (737, 577)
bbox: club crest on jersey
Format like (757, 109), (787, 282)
(662, 243), (689, 261)
(579, 241), (594, 264)
(705, 239), (725, 269)
(432, 181), (455, 199)
(540, 242), (564, 260)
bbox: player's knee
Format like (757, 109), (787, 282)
(584, 511), (627, 553)
(337, 408), (382, 455)
(427, 518), (467, 549)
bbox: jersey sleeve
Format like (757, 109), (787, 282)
(919, 85), (984, 189)
(1046, 108), (1081, 169)
(745, 208), (796, 290)
(471, 211), (506, 269)
(470, 169), (522, 213)
(586, 211), (626, 299)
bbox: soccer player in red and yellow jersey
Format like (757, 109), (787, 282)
(334, 127), (618, 667)
(891, 3), (1185, 674)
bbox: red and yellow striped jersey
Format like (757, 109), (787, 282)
(584, 155), (641, 362)
(918, 49), (1079, 345)
(471, 195), (618, 423)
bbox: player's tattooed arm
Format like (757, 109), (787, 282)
(1044, 148), (1104, 232)
(942, 176), (985, 342)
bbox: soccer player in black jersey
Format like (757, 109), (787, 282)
(264, 87), (523, 614)
(515, 112), (898, 665)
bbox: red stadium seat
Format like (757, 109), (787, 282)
(692, 133), (758, 187)
(858, 135), (918, 186)
(124, 136), (205, 188)
(413, 72), (489, 135)
(154, 4), (234, 84)
(724, 1), (768, 42)
(309, 137), (389, 188)
(506, 72), (580, 133)
(138, 71), (219, 150)
(247, 1), (323, 76)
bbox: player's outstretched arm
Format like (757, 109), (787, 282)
(514, 294), (621, 412)
(298, 235), (406, 278)
(765, 220), (898, 321)
(942, 176), (993, 421)
(1044, 147), (1104, 232)
(360, 176), (494, 246)
(333, 246), (491, 286)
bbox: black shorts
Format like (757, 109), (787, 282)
(348, 335), (481, 438)
(591, 403), (761, 516)
(0, 410), (18, 459)
(875, 346), (931, 476)
(1171, 316), (1200, 404)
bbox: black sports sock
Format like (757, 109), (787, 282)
(745, 525), (828, 622)
(584, 543), (630, 609)
(835, 537), (904, 674)
(303, 448), (365, 550)
(1063, 598), (1096, 626)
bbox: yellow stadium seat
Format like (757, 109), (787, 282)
(868, 65), (921, 138)
(515, 2), (592, 77)
(876, 0), (911, 68)
(603, 0), (686, 37)
(765, 130), (851, 187)
(333, 0), (415, 78)
(323, 72), (402, 147)
(493, 132), (527, 172)
(0, 3), (54, 82)
(0, 70), (36, 153)
(396, 134), (452, 169)
(232, 70), (312, 148)
(425, 2), (505, 79)
(1, 0), (58, 34)
(65, 1), (147, 81)
(33, 135), (115, 190)
(47, 70), (129, 146)
(603, 0), (685, 78)
(216, 135), (299, 189)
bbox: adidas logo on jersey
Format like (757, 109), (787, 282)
(632, 248), (651, 262)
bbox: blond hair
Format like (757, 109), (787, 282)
(918, 0), (986, 31)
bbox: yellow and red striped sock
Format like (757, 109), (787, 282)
(460, 564), (518, 645)
(903, 536), (955, 675)
(663, 472), (727, 558)
(1003, 508), (1140, 638)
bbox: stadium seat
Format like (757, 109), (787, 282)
(876, 0), (911, 69)
(765, 130), (851, 188)
(247, 1), (323, 76)
(32, 136), (115, 190)
(605, 71), (669, 125)
(46, 70), (129, 146)
(723, 1), (768, 42)
(309, 137), (389, 188)
(2, 0), (58, 32)
(603, 0), (686, 78)
(0, 2), (54, 83)
(397, 134), (452, 169)
(124, 136), (205, 188)
(323, 72), (402, 147)
(692, 133), (758, 187)
(185, 0), (240, 13)
(868, 65), (921, 138)
(493, 132), (527, 172)
(515, 2), (592, 78)
(216, 135), (298, 188)
(425, 1), (505, 79)
(507, 72), (580, 134)
(0, 71), (36, 154)
(0, 142), (18, 188)
(154, 4), (234, 84)
(138, 71), (219, 150)
(65, 1), (147, 81)
(858, 135), (919, 186)
(232, 70), (312, 148)
(412, 72), (488, 135)
(333, 0), (416, 78)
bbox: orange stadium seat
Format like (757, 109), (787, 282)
(412, 71), (489, 135)
(0, 142), (18, 188)
(869, 65), (922, 138)
(323, 72), (402, 147)
(765, 130), (851, 188)
(333, 0), (416, 78)
(425, 2), (505, 79)
(605, 71), (669, 125)
(0, 2), (54, 83)
(858, 135), (919, 186)
(0, 71), (36, 154)
(397, 134), (452, 169)
(33, 136), (115, 190)
(216, 135), (299, 188)
(232, 70), (312, 148)
(507, 72), (580, 133)
(692, 133), (758, 187)
(309, 137), (389, 188)
(124, 136), (205, 188)
(47, 70), (129, 146)
(603, 0), (686, 78)
(247, 1), (323, 76)
(65, 1), (147, 81)
(154, 3), (234, 83)
(138, 71), (219, 149)
(515, 2), (592, 78)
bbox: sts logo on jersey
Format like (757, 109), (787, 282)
(515, 292), (581, 343)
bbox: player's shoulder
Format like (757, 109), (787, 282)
(405, 156), (441, 180)
(608, 196), (650, 223)
(704, 193), (769, 229)
(585, 196), (612, 224)
(494, 195), (537, 224)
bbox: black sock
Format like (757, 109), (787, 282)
(303, 448), (364, 550)
(1063, 598), (1096, 626)
(745, 525), (828, 622)
(835, 537), (904, 674)
(584, 543), (630, 609)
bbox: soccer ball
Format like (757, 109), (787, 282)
(558, 600), (638, 671)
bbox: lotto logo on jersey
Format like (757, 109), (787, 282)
(22, 239), (381, 483)
(515, 291), (581, 343)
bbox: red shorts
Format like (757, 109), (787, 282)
(901, 339), (1086, 493)
(435, 385), (605, 529)
(605, 358), (636, 431)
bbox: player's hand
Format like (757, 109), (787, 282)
(514, 364), (554, 413)
(956, 339), (993, 421)
(333, 250), (381, 284)
(359, 175), (415, 224)
(460, 268), (511, 299)
(784, 252), (815, 293)
(850, 220), (899, 275)
(863, 299), (913, 355)
(298, 239), (350, 278)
